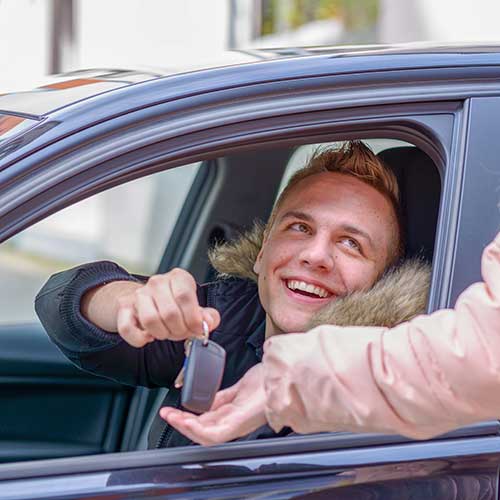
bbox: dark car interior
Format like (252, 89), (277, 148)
(0, 137), (442, 462)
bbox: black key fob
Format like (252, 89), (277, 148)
(181, 338), (226, 414)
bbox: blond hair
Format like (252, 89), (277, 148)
(267, 141), (404, 263)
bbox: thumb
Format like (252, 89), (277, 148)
(202, 307), (221, 333)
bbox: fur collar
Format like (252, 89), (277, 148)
(208, 222), (431, 328)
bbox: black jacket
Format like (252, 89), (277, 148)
(35, 261), (285, 448)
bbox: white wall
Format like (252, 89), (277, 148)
(0, 0), (50, 91)
(76, 0), (230, 71)
(379, 0), (500, 43)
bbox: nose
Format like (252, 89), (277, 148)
(298, 234), (334, 271)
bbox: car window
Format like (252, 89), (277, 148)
(0, 162), (199, 325)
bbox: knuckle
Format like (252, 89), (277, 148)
(185, 314), (202, 332)
(175, 289), (193, 305)
(161, 305), (179, 324)
(141, 311), (158, 329)
(168, 267), (184, 278)
(148, 274), (166, 287)
(171, 268), (195, 285)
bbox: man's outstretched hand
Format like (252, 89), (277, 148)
(160, 363), (267, 445)
(82, 267), (220, 347)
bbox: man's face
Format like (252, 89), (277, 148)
(254, 172), (398, 337)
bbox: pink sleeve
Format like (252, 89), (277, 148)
(262, 232), (500, 439)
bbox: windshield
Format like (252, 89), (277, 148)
(0, 113), (38, 143)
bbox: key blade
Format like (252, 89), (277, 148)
(174, 366), (185, 388)
(202, 320), (209, 345)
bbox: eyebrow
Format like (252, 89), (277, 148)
(278, 210), (314, 224)
(278, 211), (375, 249)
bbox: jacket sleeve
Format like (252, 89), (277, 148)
(35, 261), (205, 388)
(262, 231), (500, 439)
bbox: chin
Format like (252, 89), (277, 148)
(275, 318), (310, 335)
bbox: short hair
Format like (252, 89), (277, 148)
(266, 141), (404, 264)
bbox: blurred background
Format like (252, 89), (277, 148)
(3, 0), (500, 92)
(2, 0), (500, 323)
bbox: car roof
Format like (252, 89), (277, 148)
(3, 42), (500, 121)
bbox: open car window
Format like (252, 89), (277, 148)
(0, 135), (445, 466)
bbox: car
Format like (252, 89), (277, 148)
(0, 43), (499, 499)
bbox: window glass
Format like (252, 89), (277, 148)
(0, 162), (199, 324)
(277, 138), (411, 198)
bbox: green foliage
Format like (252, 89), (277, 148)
(261, 0), (379, 36)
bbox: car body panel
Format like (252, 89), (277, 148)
(1, 43), (500, 498)
(0, 433), (499, 499)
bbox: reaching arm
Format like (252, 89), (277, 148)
(162, 231), (500, 443)
(36, 261), (219, 388)
(263, 231), (500, 439)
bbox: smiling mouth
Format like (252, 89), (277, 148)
(285, 280), (332, 299)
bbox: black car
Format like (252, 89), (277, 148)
(0, 44), (499, 499)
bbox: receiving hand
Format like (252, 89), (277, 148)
(117, 268), (220, 347)
(160, 363), (267, 445)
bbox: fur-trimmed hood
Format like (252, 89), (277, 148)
(208, 222), (431, 329)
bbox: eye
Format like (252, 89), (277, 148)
(289, 222), (311, 234)
(340, 237), (361, 252)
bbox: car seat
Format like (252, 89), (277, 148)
(377, 146), (441, 262)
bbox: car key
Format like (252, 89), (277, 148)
(174, 321), (207, 389)
(180, 321), (226, 414)
(174, 339), (192, 389)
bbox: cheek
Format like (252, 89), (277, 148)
(261, 243), (293, 273)
(336, 256), (379, 292)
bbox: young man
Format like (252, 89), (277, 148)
(35, 141), (428, 448)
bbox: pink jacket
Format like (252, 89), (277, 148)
(262, 231), (500, 439)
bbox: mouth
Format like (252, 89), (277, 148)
(284, 279), (334, 302)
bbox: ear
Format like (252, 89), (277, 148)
(253, 242), (266, 275)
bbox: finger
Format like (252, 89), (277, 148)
(147, 280), (187, 340)
(135, 292), (174, 340)
(117, 306), (154, 347)
(159, 406), (180, 420)
(169, 277), (203, 335)
(158, 408), (211, 445)
(165, 411), (233, 446)
(202, 308), (221, 333)
(160, 403), (233, 427)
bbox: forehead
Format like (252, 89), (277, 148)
(278, 171), (391, 216)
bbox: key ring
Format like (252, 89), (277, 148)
(202, 320), (209, 346)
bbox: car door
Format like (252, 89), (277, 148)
(0, 161), (201, 462)
(0, 54), (499, 498)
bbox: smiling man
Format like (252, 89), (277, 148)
(35, 141), (427, 449)
(254, 155), (401, 339)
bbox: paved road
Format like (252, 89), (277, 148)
(0, 263), (48, 324)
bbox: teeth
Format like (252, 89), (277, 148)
(287, 280), (330, 298)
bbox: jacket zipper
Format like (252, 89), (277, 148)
(155, 394), (181, 449)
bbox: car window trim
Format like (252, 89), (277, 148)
(0, 421), (497, 482)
